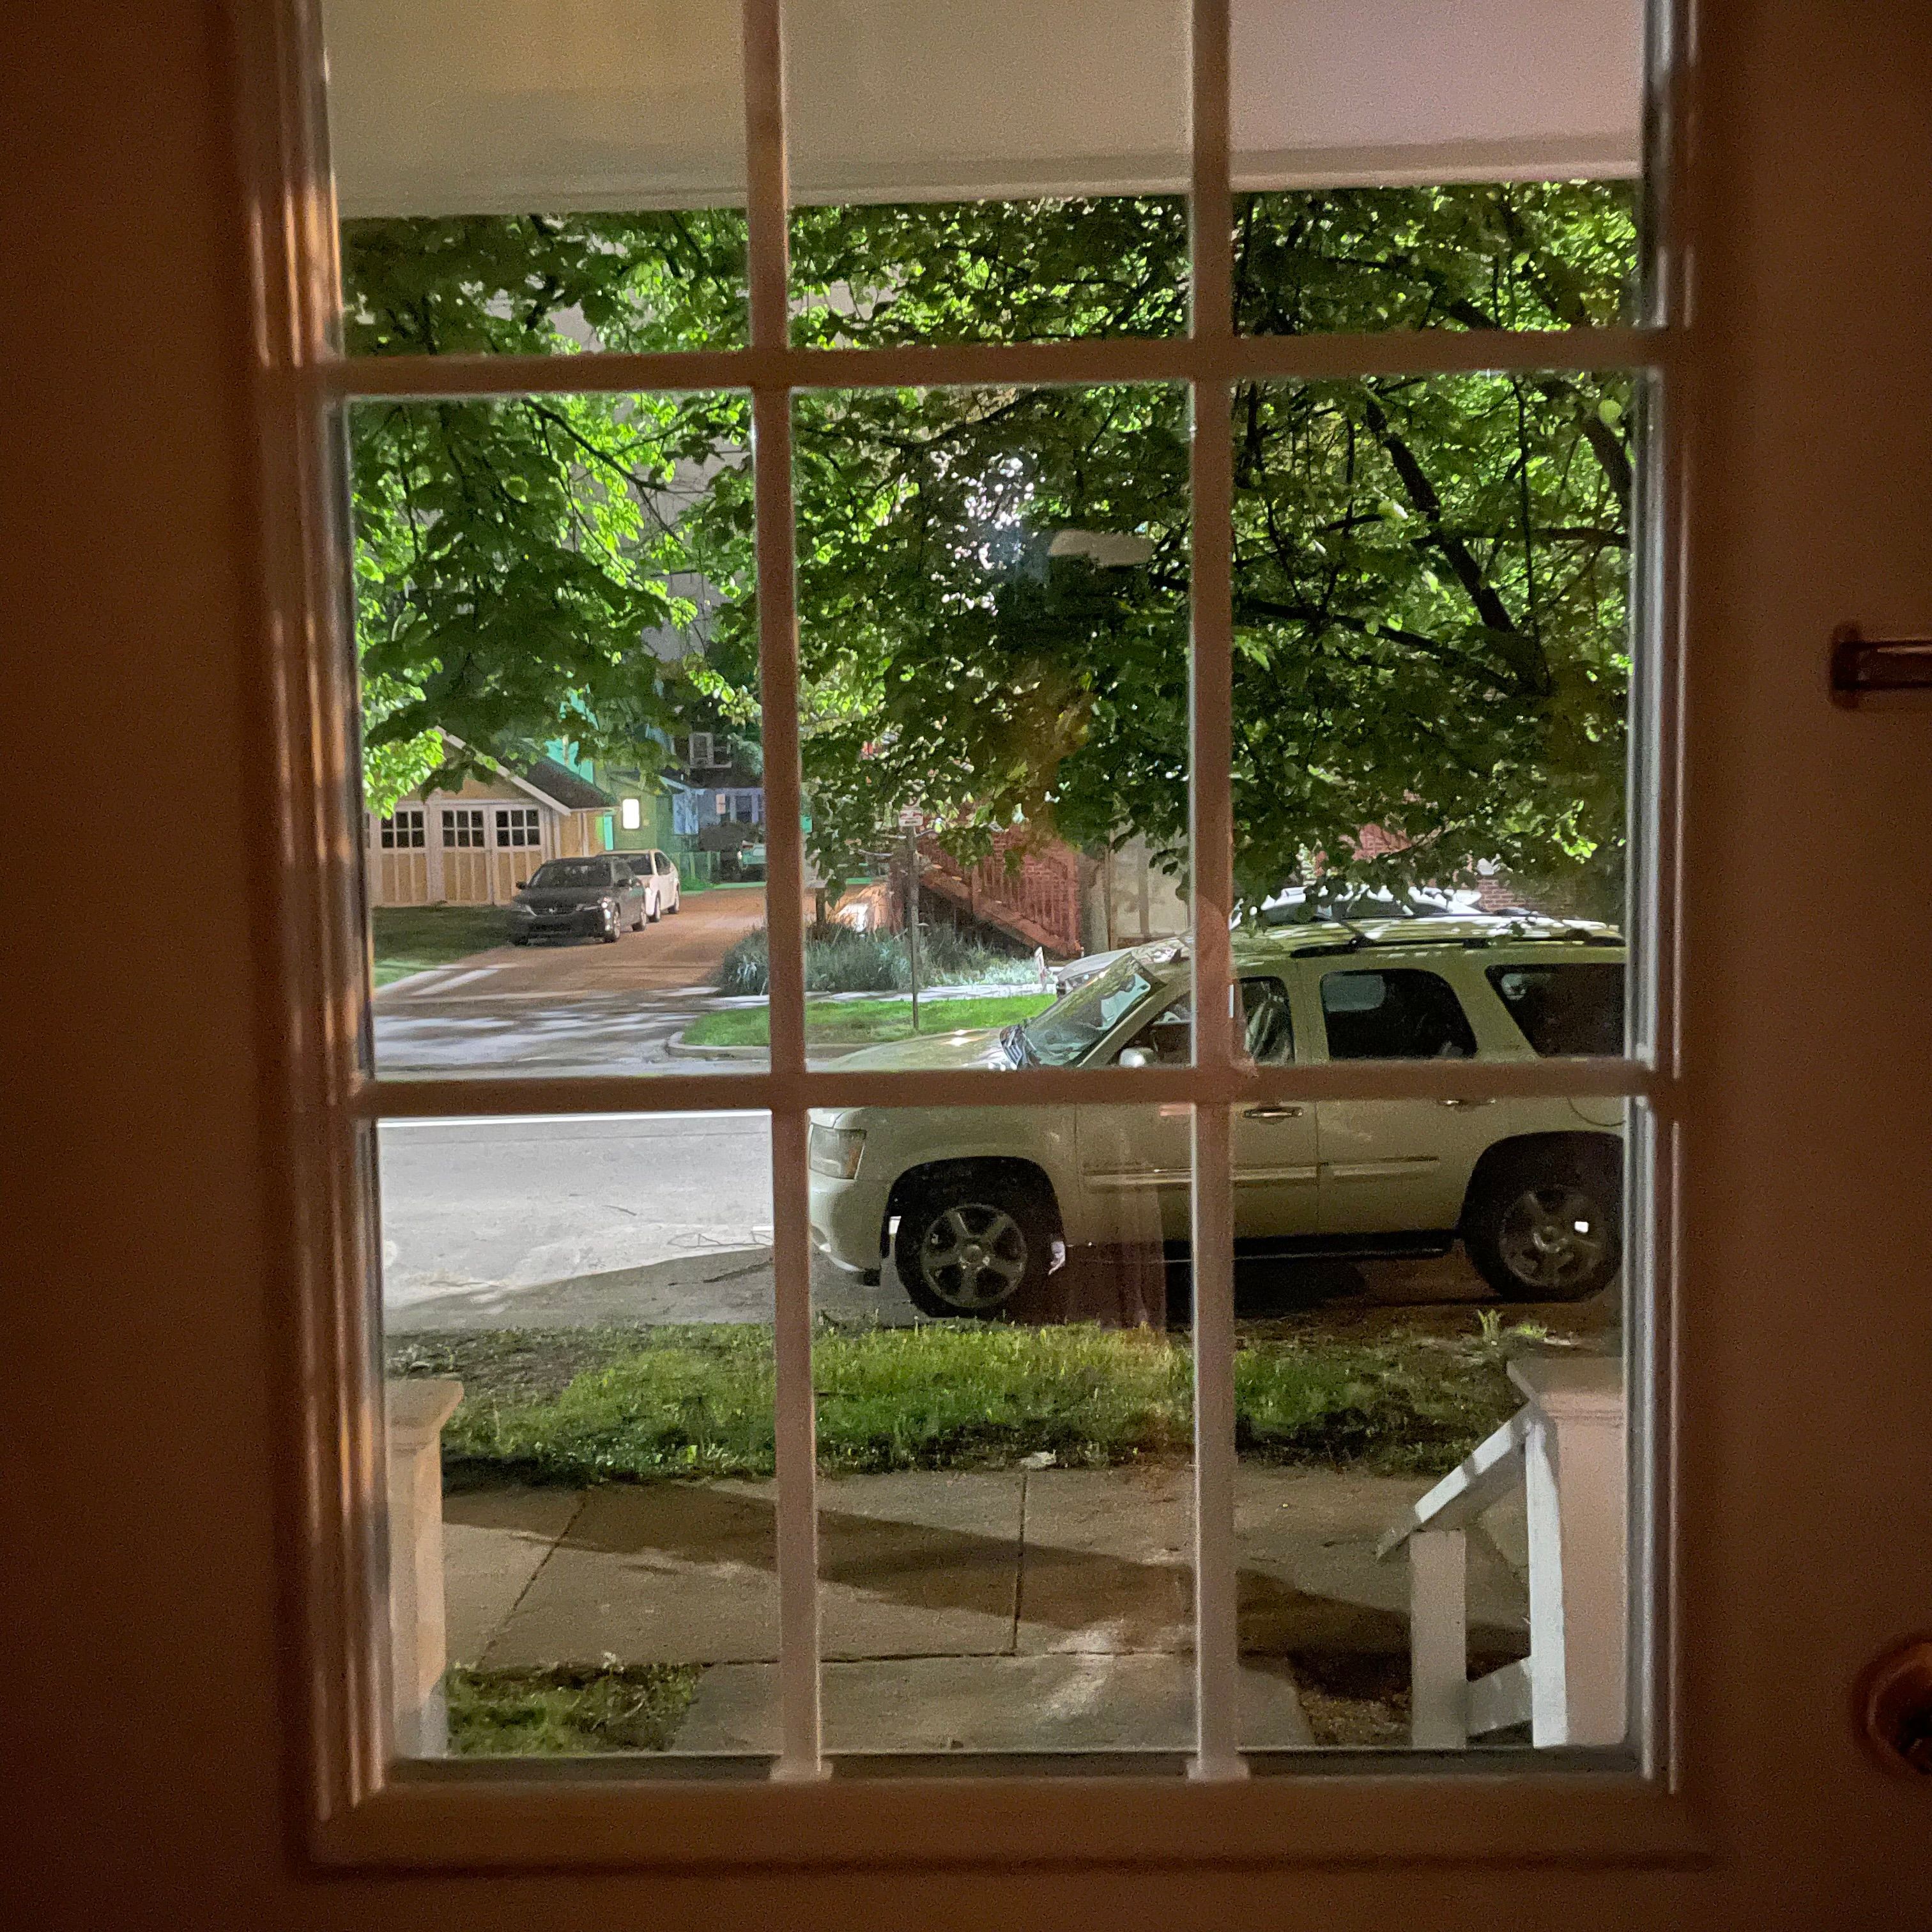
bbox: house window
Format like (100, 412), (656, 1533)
(441, 807), (485, 848)
(268, 0), (1675, 1866)
(378, 808), (424, 850)
(620, 797), (642, 831)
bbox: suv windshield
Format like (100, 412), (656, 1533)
(1017, 955), (1162, 1067)
(528, 859), (614, 889)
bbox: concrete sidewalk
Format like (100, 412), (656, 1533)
(445, 1464), (1529, 1753)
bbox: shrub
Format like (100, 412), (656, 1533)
(714, 924), (1042, 995)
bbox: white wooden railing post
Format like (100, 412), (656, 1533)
(1510, 1358), (1628, 1747)
(1407, 1529), (1470, 1747)
(1381, 1356), (1625, 1751)
(385, 1377), (463, 1757)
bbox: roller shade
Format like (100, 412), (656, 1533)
(323, 0), (1641, 217)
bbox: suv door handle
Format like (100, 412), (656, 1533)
(1243, 1103), (1305, 1121)
(1438, 1097), (1495, 1109)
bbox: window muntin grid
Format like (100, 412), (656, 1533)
(301, 0), (1671, 1793)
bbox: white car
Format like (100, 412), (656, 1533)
(809, 917), (1625, 1317)
(615, 848), (681, 921)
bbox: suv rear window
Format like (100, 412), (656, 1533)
(1321, 969), (1477, 1061)
(1487, 962), (1625, 1056)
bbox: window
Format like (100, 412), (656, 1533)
(1239, 976), (1294, 1065)
(1489, 962), (1627, 1057)
(378, 808), (424, 849)
(264, 0), (1674, 1867)
(1321, 969), (1479, 1061)
(440, 807), (484, 848)
(620, 797), (642, 831)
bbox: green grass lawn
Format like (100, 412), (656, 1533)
(447, 1664), (699, 1756)
(371, 905), (512, 986)
(391, 1319), (1526, 1486)
(684, 991), (1053, 1048)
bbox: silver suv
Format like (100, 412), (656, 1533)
(808, 917), (1625, 1317)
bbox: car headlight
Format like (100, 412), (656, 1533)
(510, 901), (533, 916)
(808, 1124), (865, 1179)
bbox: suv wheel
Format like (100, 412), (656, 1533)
(1464, 1144), (1621, 1303)
(894, 1173), (1051, 1319)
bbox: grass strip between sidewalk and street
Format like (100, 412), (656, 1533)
(391, 1319), (1528, 1487)
(683, 991), (1054, 1048)
(371, 905), (511, 986)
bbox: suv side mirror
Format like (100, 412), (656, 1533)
(514, 879), (528, 891)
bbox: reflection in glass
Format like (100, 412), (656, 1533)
(326, 0), (749, 351)
(378, 1112), (779, 1759)
(786, 0), (1187, 346)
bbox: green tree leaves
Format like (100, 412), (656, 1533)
(343, 183), (1635, 914)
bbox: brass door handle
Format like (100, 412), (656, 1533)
(1859, 1636), (1932, 1775)
(1243, 1103), (1305, 1121)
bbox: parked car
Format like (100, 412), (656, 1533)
(809, 917), (1627, 1317)
(613, 848), (682, 921)
(507, 856), (650, 944)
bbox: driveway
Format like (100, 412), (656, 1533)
(374, 885), (765, 1075)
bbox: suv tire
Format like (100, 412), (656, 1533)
(1463, 1141), (1621, 1303)
(894, 1171), (1053, 1319)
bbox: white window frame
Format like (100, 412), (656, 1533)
(689, 730), (716, 769)
(237, 0), (1691, 1874)
(376, 807), (424, 850)
(493, 805), (541, 850)
(440, 806), (485, 850)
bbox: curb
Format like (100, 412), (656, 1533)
(663, 1034), (866, 1061)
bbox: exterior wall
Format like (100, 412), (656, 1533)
(365, 773), (569, 907)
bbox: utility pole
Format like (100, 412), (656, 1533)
(901, 816), (922, 1033)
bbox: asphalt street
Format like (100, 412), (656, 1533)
(380, 1110), (905, 1331)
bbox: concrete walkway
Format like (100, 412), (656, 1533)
(445, 1464), (1529, 1753)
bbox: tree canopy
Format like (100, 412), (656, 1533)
(344, 182), (1636, 912)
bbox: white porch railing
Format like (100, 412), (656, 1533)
(1377, 1356), (1627, 1749)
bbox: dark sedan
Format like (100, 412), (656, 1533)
(507, 857), (649, 944)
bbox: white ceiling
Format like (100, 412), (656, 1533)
(323, 0), (1643, 218)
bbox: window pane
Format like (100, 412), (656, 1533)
(1487, 962), (1625, 1057)
(325, 0), (749, 351)
(789, 384), (1190, 1037)
(1230, 0), (1642, 334)
(801, 1104), (1207, 1756)
(379, 1112), (778, 1761)
(1233, 1096), (1633, 1752)
(786, 2), (1187, 344)
(1321, 969), (1478, 1062)
(350, 393), (767, 1075)
(1229, 371), (1636, 1054)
